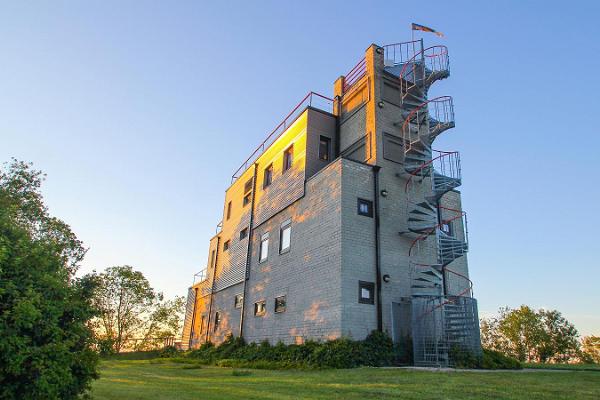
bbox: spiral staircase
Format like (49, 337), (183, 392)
(385, 40), (481, 367)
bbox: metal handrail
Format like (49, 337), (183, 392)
(405, 150), (460, 191)
(231, 91), (334, 183)
(343, 57), (366, 93)
(401, 95), (454, 133)
(408, 206), (467, 257)
(383, 40), (423, 66)
(398, 45), (448, 86)
(193, 267), (208, 284)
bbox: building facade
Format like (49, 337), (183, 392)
(182, 40), (481, 366)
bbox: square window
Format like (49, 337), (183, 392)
(274, 295), (286, 313)
(223, 240), (230, 252)
(319, 136), (331, 161)
(214, 311), (221, 331)
(259, 233), (269, 262)
(358, 281), (375, 304)
(210, 250), (216, 268)
(234, 294), (244, 309)
(263, 164), (273, 188)
(283, 145), (294, 172)
(226, 201), (232, 220)
(357, 198), (373, 217)
(243, 192), (251, 206)
(279, 220), (291, 254)
(240, 228), (248, 240)
(254, 301), (266, 316)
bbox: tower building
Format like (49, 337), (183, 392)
(182, 39), (481, 366)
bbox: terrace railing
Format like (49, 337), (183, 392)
(231, 91), (334, 183)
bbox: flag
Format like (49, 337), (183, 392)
(412, 23), (444, 38)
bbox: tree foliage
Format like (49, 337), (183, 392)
(90, 265), (184, 353)
(0, 159), (98, 399)
(581, 336), (600, 363)
(481, 305), (581, 363)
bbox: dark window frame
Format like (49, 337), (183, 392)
(319, 135), (331, 161)
(279, 219), (292, 254)
(234, 294), (244, 309)
(283, 145), (294, 172)
(357, 198), (374, 218)
(240, 227), (248, 240)
(259, 232), (269, 263)
(243, 192), (252, 207)
(254, 300), (266, 316)
(223, 240), (230, 252)
(226, 201), (232, 220)
(263, 164), (273, 189)
(358, 281), (375, 304)
(244, 178), (254, 194)
(274, 295), (287, 313)
(214, 311), (221, 331)
(199, 315), (205, 334)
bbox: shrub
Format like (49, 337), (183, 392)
(482, 349), (522, 370)
(159, 345), (180, 358)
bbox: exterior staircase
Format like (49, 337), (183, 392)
(390, 39), (480, 367)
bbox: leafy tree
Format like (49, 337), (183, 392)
(90, 265), (184, 353)
(581, 336), (600, 363)
(481, 305), (581, 363)
(0, 159), (98, 399)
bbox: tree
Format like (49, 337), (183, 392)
(90, 265), (185, 353)
(0, 159), (98, 399)
(481, 305), (581, 363)
(581, 336), (600, 363)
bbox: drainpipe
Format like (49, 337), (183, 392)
(239, 163), (259, 338)
(373, 165), (383, 332)
(205, 236), (220, 343)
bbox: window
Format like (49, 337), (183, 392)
(274, 295), (287, 313)
(259, 233), (269, 262)
(358, 281), (375, 304)
(214, 312), (221, 331)
(279, 219), (291, 254)
(223, 240), (230, 251)
(210, 250), (216, 268)
(244, 178), (254, 194)
(319, 136), (331, 161)
(357, 198), (373, 217)
(441, 221), (454, 236)
(240, 227), (248, 240)
(226, 201), (232, 220)
(199, 315), (205, 334)
(234, 294), (244, 309)
(254, 301), (266, 316)
(283, 145), (294, 172)
(243, 192), (251, 206)
(263, 164), (273, 188)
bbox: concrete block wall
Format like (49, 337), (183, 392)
(243, 159), (343, 344)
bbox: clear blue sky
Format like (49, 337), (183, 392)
(2, 1), (599, 335)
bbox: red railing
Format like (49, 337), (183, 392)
(401, 95), (454, 133)
(408, 206), (467, 257)
(342, 57), (366, 93)
(383, 40), (422, 66)
(231, 91), (334, 182)
(399, 45), (448, 87)
(405, 150), (460, 191)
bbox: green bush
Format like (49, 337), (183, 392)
(482, 349), (522, 369)
(187, 331), (400, 369)
(159, 345), (180, 358)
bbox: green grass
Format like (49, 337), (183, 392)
(91, 359), (600, 400)
(524, 362), (600, 371)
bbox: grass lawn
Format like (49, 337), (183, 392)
(91, 359), (600, 400)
